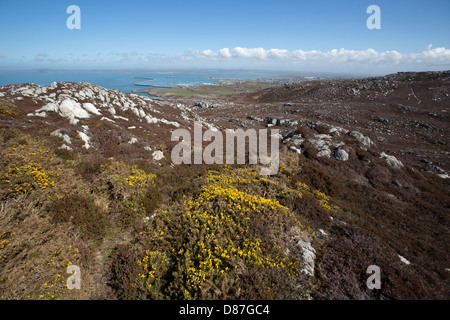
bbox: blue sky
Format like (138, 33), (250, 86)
(0, 0), (449, 74)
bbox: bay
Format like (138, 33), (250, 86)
(0, 71), (283, 96)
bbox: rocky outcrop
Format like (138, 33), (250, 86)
(1, 82), (186, 161)
(194, 101), (221, 109)
(380, 152), (403, 169)
(308, 134), (344, 159)
(297, 239), (316, 277)
(12, 82), (181, 128)
(348, 131), (372, 147)
(334, 147), (349, 161)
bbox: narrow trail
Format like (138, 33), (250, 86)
(409, 81), (421, 104)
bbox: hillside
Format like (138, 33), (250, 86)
(0, 71), (448, 300)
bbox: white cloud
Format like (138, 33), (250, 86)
(16, 46), (449, 73)
(181, 46), (450, 67)
(185, 48), (219, 60)
(218, 48), (232, 58)
(231, 47), (267, 59)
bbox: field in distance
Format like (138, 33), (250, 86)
(133, 81), (280, 98)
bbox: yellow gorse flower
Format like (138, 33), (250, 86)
(139, 167), (304, 298)
(297, 182), (339, 212)
(3, 162), (55, 194)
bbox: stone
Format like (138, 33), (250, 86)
(289, 146), (301, 154)
(393, 180), (402, 187)
(329, 126), (348, 136)
(283, 130), (301, 141)
(334, 148), (349, 161)
(152, 150), (164, 161)
(309, 134), (333, 158)
(398, 255), (411, 265)
(428, 165), (450, 179)
(195, 101), (209, 108)
(297, 239), (316, 276)
(59, 99), (90, 119)
(247, 115), (264, 122)
(51, 129), (72, 145)
(77, 131), (91, 149)
(380, 152), (403, 169)
(349, 131), (372, 146)
(291, 138), (304, 145)
(266, 118), (278, 125)
(82, 103), (102, 116)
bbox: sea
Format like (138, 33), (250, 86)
(0, 71), (287, 96)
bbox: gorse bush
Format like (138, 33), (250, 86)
(115, 165), (338, 300)
(0, 137), (87, 209)
(93, 161), (156, 201)
(0, 101), (19, 116)
(90, 160), (159, 225)
(297, 182), (339, 213)
(0, 142), (58, 200)
(136, 250), (170, 299)
(4, 162), (55, 195)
